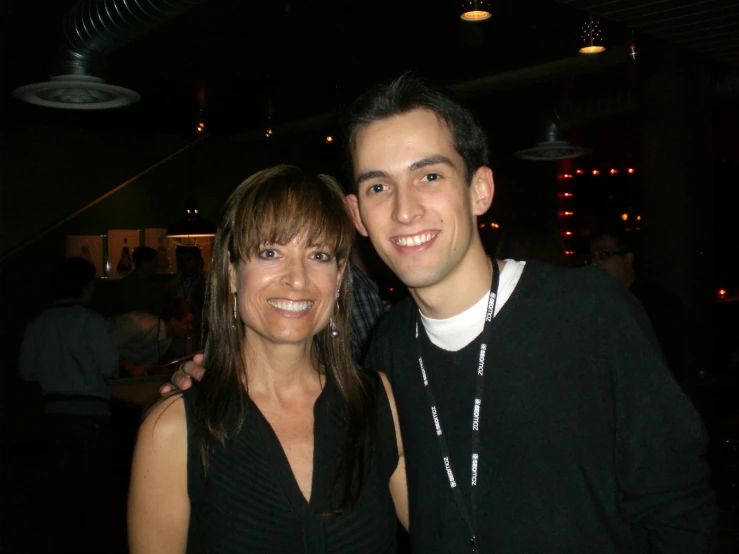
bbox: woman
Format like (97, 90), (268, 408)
(128, 165), (407, 553)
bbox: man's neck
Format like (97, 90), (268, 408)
(409, 241), (498, 320)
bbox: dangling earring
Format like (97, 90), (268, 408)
(232, 293), (238, 322)
(329, 288), (340, 338)
(329, 318), (340, 339)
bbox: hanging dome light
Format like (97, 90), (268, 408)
(460, 0), (492, 21)
(166, 199), (216, 246)
(515, 122), (591, 161)
(579, 15), (606, 54)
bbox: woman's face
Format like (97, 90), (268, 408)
(230, 235), (343, 349)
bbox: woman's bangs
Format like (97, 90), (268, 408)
(233, 181), (351, 261)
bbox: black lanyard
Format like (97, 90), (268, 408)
(415, 259), (501, 553)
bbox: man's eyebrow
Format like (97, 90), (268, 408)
(355, 169), (390, 189)
(355, 155), (456, 189)
(408, 155), (456, 172)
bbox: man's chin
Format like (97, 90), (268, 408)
(391, 267), (442, 291)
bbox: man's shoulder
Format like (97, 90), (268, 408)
(110, 311), (158, 330)
(35, 303), (101, 325)
(363, 295), (416, 373)
(371, 295), (417, 341)
(522, 261), (627, 300)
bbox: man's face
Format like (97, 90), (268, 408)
(345, 109), (493, 292)
(589, 235), (632, 286)
(169, 313), (194, 339)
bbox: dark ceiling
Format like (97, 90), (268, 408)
(3, 0), (736, 136)
(554, 0), (739, 66)
(2, 0), (738, 260)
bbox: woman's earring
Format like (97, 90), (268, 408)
(233, 293), (238, 321)
(329, 318), (340, 339)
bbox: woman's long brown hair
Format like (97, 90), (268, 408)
(193, 165), (376, 512)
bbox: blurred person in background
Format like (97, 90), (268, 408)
(19, 256), (119, 554)
(590, 227), (686, 383)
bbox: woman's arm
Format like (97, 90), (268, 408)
(128, 395), (190, 553)
(379, 372), (409, 531)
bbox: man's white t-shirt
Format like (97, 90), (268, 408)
(420, 260), (525, 352)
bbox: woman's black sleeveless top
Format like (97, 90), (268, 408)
(183, 371), (399, 553)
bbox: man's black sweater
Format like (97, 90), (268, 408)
(365, 261), (716, 553)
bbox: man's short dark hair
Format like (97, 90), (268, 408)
(175, 245), (201, 258)
(161, 297), (191, 322)
(132, 246), (158, 269)
(341, 72), (490, 192)
(590, 227), (634, 254)
(54, 257), (96, 299)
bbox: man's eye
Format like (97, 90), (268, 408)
(423, 173), (440, 182)
(369, 183), (385, 194)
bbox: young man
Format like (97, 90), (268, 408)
(166, 74), (716, 552)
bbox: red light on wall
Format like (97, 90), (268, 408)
(609, 168), (618, 174)
(558, 211), (574, 217)
(718, 289), (727, 296)
(562, 231), (574, 236)
(565, 250), (575, 256)
(575, 169), (584, 175)
(558, 192), (574, 198)
(592, 169), (600, 175)
(627, 168), (635, 174)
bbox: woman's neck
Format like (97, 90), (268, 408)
(243, 338), (322, 401)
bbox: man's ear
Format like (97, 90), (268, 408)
(345, 194), (368, 237)
(470, 166), (495, 216)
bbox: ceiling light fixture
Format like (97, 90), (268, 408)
(460, 0), (492, 22)
(628, 30), (638, 60)
(166, 198), (216, 246)
(579, 15), (605, 54)
(515, 122), (591, 161)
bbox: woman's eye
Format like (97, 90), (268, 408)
(312, 251), (332, 262)
(258, 248), (278, 259)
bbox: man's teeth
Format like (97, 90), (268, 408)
(395, 234), (434, 247)
(268, 300), (313, 312)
